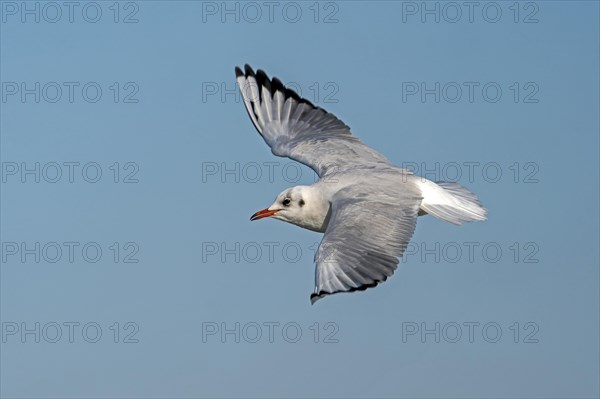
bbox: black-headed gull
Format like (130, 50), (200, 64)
(235, 65), (487, 304)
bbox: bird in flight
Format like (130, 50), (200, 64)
(235, 65), (487, 304)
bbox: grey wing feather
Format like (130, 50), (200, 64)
(311, 186), (422, 304)
(235, 65), (392, 177)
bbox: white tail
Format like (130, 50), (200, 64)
(418, 180), (487, 225)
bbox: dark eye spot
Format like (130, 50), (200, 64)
(282, 198), (291, 207)
(299, 199), (305, 207)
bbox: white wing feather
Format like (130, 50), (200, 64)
(235, 65), (392, 177)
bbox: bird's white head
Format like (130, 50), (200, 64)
(250, 185), (330, 233)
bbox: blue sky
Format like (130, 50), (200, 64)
(1, 1), (598, 398)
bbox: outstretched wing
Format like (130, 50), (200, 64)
(235, 64), (391, 177)
(311, 185), (422, 304)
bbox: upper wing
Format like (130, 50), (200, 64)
(311, 185), (422, 304)
(235, 64), (391, 177)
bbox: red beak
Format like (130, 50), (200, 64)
(250, 208), (280, 221)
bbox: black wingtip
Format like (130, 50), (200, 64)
(255, 69), (271, 93)
(310, 290), (329, 304)
(238, 65), (322, 118)
(271, 77), (285, 94)
(310, 293), (321, 305)
(235, 66), (244, 77)
(310, 280), (385, 304)
(244, 64), (255, 77)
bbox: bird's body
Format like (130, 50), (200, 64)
(273, 171), (419, 233)
(236, 65), (487, 303)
